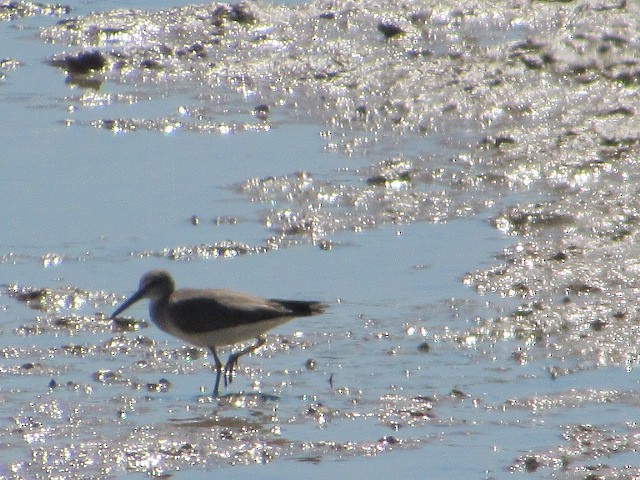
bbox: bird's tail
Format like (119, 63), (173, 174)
(272, 299), (328, 316)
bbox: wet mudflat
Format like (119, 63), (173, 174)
(2, 0), (640, 478)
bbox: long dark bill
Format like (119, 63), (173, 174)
(110, 288), (146, 319)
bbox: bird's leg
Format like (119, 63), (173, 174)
(209, 346), (223, 397)
(223, 336), (267, 387)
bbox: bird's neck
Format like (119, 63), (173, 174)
(149, 297), (171, 330)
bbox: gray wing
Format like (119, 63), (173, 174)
(168, 289), (298, 334)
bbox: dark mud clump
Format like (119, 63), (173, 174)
(49, 50), (106, 74)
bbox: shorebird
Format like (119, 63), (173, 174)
(110, 270), (327, 397)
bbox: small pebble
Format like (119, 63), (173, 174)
(305, 359), (316, 371)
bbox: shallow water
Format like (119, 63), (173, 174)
(3, 0), (640, 478)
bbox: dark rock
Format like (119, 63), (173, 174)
(378, 22), (405, 39)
